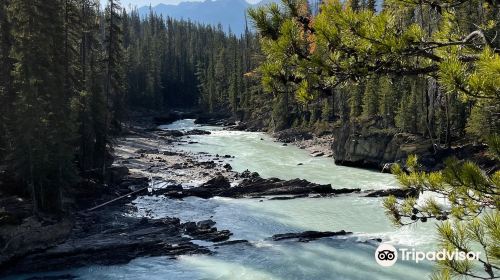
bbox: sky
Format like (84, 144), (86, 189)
(117, 0), (262, 9)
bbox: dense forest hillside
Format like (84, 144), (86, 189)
(1, 0), (498, 212)
(0, 0), (262, 212)
(123, 9), (262, 111)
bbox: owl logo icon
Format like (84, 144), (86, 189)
(375, 243), (398, 267)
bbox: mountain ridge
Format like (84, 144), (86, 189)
(138, 0), (278, 35)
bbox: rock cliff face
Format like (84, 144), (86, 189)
(332, 120), (434, 170)
(331, 120), (497, 172)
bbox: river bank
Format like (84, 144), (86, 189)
(222, 115), (498, 173)
(1, 114), (409, 278)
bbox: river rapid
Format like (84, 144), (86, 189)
(10, 119), (438, 280)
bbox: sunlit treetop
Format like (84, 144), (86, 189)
(249, 0), (500, 103)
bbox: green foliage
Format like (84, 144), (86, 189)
(249, 0), (500, 140)
(6, 0), (77, 211)
(466, 102), (500, 141)
(385, 151), (500, 278)
(250, 7), (500, 278)
(361, 77), (379, 117)
(194, 29), (260, 114)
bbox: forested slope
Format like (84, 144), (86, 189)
(0, 0), (262, 212)
(1, 0), (498, 212)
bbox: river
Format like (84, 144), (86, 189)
(10, 119), (437, 280)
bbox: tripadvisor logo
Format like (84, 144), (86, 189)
(375, 243), (481, 267)
(375, 244), (398, 267)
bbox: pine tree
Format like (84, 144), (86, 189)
(8, 0), (76, 212)
(104, 0), (124, 133)
(101, 0), (124, 176)
(361, 77), (379, 118)
(349, 83), (364, 119)
(76, 0), (107, 172)
(378, 75), (397, 127)
(466, 102), (500, 141)
(0, 0), (13, 162)
(384, 150), (500, 279)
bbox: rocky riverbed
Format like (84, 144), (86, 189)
(2, 117), (395, 277)
(2, 112), (493, 279)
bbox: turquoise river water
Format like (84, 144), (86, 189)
(9, 119), (440, 280)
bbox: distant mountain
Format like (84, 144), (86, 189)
(138, 0), (278, 35)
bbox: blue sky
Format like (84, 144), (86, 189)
(117, 0), (261, 9)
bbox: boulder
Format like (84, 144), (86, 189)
(365, 188), (419, 199)
(240, 170), (260, 179)
(3, 216), (211, 275)
(183, 222), (198, 233)
(183, 188), (213, 199)
(197, 220), (216, 229)
(157, 130), (184, 137)
(219, 177), (360, 198)
(274, 128), (313, 143)
(165, 175), (360, 199)
(105, 166), (129, 185)
(184, 129), (211, 136)
(332, 120), (433, 170)
(200, 176), (231, 189)
(232, 122), (247, 131)
(311, 152), (325, 157)
(182, 221), (232, 242)
(271, 230), (352, 242)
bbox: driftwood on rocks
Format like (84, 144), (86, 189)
(85, 187), (149, 212)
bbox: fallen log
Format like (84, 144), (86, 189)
(85, 187), (148, 212)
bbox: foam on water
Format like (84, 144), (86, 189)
(8, 119), (439, 280)
(130, 195), (436, 248)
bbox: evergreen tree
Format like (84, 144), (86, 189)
(76, 0), (107, 172)
(467, 102), (500, 141)
(0, 0), (262, 213)
(384, 151), (500, 279)
(0, 0), (13, 162)
(104, 0), (124, 134)
(349, 83), (364, 119)
(8, 0), (76, 212)
(361, 77), (379, 118)
(378, 75), (397, 127)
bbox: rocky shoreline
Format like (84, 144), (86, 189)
(1, 112), (496, 278)
(1, 115), (391, 277)
(1, 112), (437, 277)
(225, 117), (498, 173)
